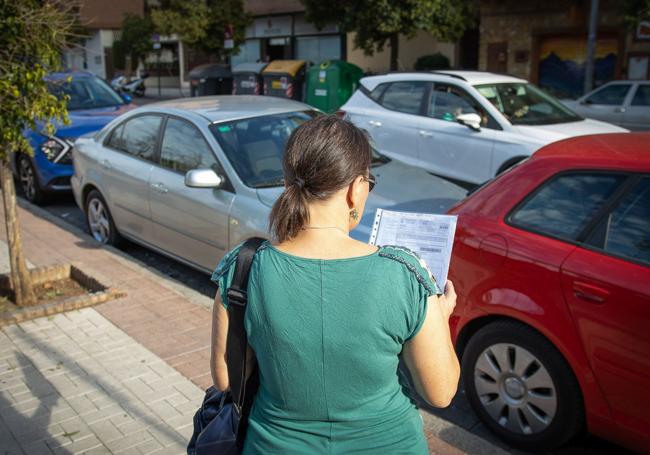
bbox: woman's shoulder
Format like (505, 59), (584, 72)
(211, 239), (271, 282)
(377, 245), (442, 296)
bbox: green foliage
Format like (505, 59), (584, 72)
(113, 13), (154, 71)
(415, 53), (451, 71)
(151, 0), (251, 59)
(0, 0), (76, 159)
(619, 0), (650, 28)
(302, 0), (474, 57)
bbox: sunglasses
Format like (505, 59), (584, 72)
(364, 172), (376, 192)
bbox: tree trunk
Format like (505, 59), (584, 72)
(389, 33), (399, 71)
(0, 158), (36, 306)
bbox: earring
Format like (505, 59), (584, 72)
(350, 208), (359, 220)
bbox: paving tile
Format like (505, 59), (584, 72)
(104, 429), (154, 453)
(89, 419), (123, 444)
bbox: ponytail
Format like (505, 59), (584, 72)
(269, 184), (310, 243)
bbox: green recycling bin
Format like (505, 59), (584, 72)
(306, 60), (364, 113)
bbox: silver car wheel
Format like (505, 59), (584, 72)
(474, 343), (557, 435)
(87, 198), (111, 243)
(19, 158), (36, 201)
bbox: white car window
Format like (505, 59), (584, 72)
(380, 81), (427, 115)
(428, 84), (491, 127)
(475, 83), (581, 125)
(585, 84), (631, 106)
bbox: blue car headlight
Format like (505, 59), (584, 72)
(40, 137), (73, 164)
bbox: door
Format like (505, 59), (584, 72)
(578, 83), (632, 125)
(101, 114), (161, 239)
(487, 42), (508, 73)
(418, 83), (496, 183)
(560, 176), (650, 442)
(149, 117), (234, 271)
(364, 81), (428, 166)
(622, 84), (650, 131)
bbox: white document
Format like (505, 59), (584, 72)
(369, 209), (457, 289)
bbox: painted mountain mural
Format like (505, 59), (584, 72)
(539, 52), (617, 99)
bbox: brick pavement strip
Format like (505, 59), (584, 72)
(0, 309), (202, 454)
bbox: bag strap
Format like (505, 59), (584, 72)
(225, 237), (266, 414)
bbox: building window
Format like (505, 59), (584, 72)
(296, 35), (341, 65)
(232, 39), (262, 65)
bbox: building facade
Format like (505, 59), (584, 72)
(478, 0), (650, 98)
(63, 0), (145, 79)
(64, 0), (463, 90)
(233, 0), (458, 74)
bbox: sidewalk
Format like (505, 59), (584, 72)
(0, 200), (508, 455)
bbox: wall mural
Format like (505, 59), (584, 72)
(538, 36), (618, 99)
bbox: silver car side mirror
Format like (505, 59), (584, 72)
(184, 169), (224, 188)
(456, 113), (482, 131)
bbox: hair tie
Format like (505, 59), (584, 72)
(293, 177), (305, 189)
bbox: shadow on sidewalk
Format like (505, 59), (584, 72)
(10, 325), (189, 449)
(0, 351), (72, 454)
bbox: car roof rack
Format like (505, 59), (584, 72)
(430, 71), (467, 81)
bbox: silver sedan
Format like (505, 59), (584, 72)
(71, 96), (465, 274)
(562, 80), (650, 131)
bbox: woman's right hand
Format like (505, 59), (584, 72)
(440, 280), (457, 319)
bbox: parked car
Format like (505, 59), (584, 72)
(71, 96), (465, 273)
(340, 71), (627, 185)
(562, 80), (650, 131)
(446, 133), (650, 453)
(110, 71), (149, 97)
(16, 70), (135, 204)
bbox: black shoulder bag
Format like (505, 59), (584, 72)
(187, 237), (266, 455)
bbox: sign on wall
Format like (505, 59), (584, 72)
(636, 21), (650, 40)
(252, 16), (292, 38)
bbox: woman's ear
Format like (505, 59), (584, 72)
(346, 175), (365, 208)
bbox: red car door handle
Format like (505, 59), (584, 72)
(573, 281), (609, 304)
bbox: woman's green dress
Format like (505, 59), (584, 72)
(212, 241), (442, 454)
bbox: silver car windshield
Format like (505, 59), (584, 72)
(210, 110), (389, 188)
(474, 83), (581, 125)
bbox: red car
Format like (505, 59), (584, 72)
(447, 133), (650, 453)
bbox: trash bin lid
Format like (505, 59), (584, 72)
(316, 59), (363, 74)
(188, 63), (232, 79)
(262, 60), (306, 77)
(233, 62), (268, 74)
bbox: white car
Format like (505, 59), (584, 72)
(562, 80), (650, 131)
(340, 71), (627, 185)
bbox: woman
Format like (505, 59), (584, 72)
(210, 115), (460, 454)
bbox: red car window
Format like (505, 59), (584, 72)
(509, 172), (625, 242)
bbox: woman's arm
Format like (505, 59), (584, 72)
(402, 280), (460, 408)
(210, 292), (230, 390)
(210, 292), (257, 391)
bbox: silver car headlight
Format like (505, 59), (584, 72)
(40, 136), (72, 163)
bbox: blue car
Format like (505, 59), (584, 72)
(16, 71), (135, 204)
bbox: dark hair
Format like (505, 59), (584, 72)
(269, 115), (372, 242)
